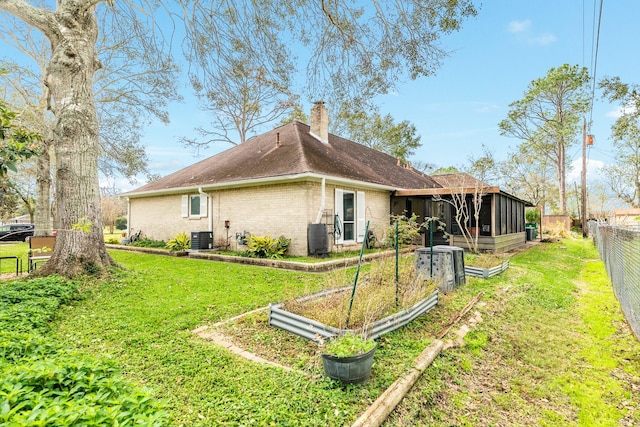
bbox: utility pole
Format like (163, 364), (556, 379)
(581, 118), (588, 238)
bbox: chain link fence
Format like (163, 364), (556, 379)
(589, 221), (640, 339)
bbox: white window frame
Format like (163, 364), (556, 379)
(335, 189), (365, 244)
(181, 194), (208, 218)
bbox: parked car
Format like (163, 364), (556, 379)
(0, 223), (35, 242)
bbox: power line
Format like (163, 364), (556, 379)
(588, 0), (604, 130)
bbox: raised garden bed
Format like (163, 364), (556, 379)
(269, 287), (439, 342)
(464, 259), (509, 278)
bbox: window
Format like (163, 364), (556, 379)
(335, 189), (365, 243)
(343, 192), (355, 241)
(190, 195), (201, 216)
(181, 194), (208, 218)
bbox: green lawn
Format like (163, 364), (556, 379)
(43, 239), (640, 425)
(0, 242), (28, 276)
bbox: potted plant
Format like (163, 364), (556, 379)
(321, 333), (376, 384)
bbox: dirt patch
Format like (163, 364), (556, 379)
(0, 272), (23, 281)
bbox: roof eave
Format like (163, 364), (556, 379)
(394, 186), (502, 196)
(393, 187), (534, 206)
(121, 172), (397, 198)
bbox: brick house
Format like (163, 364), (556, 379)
(123, 102), (531, 255)
(122, 103), (440, 255)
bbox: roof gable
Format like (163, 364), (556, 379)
(430, 173), (490, 189)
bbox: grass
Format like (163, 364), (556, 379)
(7, 238), (638, 426)
(464, 252), (508, 268)
(0, 242), (28, 276)
(386, 239), (640, 426)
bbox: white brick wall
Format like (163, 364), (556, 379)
(129, 180), (391, 256)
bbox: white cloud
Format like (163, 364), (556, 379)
(606, 104), (637, 118)
(567, 158), (606, 184)
(507, 19), (531, 33)
(507, 19), (556, 46)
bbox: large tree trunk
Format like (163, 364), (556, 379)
(35, 2), (113, 276)
(34, 142), (52, 236)
(559, 143), (566, 215)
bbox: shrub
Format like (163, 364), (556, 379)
(384, 213), (423, 248)
(245, 234), (290, 259)
(106, 237), (119, 244)
(115, 216), (127, 231)
(526, 208), (541, 224)
(166, 232), (191, 252)
(549, 221), (571, 239)
(129, 238), (166, 248)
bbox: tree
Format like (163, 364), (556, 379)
(588, 182), (615, 220)
(4, 166), (37, 223)
(334, 108), (421, 161)
(598, 76), (640, 208)
(92, 9), (181, 180)
(497, 146), (557, 212)
(431, 148), (495, 253)
(0, 17), (52, 234)
(0, 181), (20, 220)
(182, 4), (298, 148)
(0, 0), (477, 276)
(0, 1), (113, 276)
(499, 64), (590, 214)
(1, 5), (180, 237)
(432, 166), (460, 175)
(101, 196), (125, 234)
(182, 0), (477, 147)
(0, 99), (39, 177)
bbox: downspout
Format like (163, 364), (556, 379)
(315, 177), (325, 224)
(198, 187), (213, 232)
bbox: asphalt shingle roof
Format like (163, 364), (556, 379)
(127, 121), (439, 194)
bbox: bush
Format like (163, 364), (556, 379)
(525, 208), (541, 224)
(106, 237), (119, 244)
(384, 213), (423, 248)
(166, 232), (190, 252)
(129, 238), (166, 248)
(245, 234), (290, 259)
(0, 276), (169, 425)
(115, 216), (127, 231)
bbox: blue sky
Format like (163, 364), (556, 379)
(133, 0), (637, 193)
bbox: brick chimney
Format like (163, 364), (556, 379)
(310, 101), (329, 143)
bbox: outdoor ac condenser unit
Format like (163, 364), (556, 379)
(191, 231), (213, 250)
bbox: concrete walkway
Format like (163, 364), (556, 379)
(192, 308), (305, 374)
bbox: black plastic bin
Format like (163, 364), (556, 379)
(525, 227), (534, 241)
